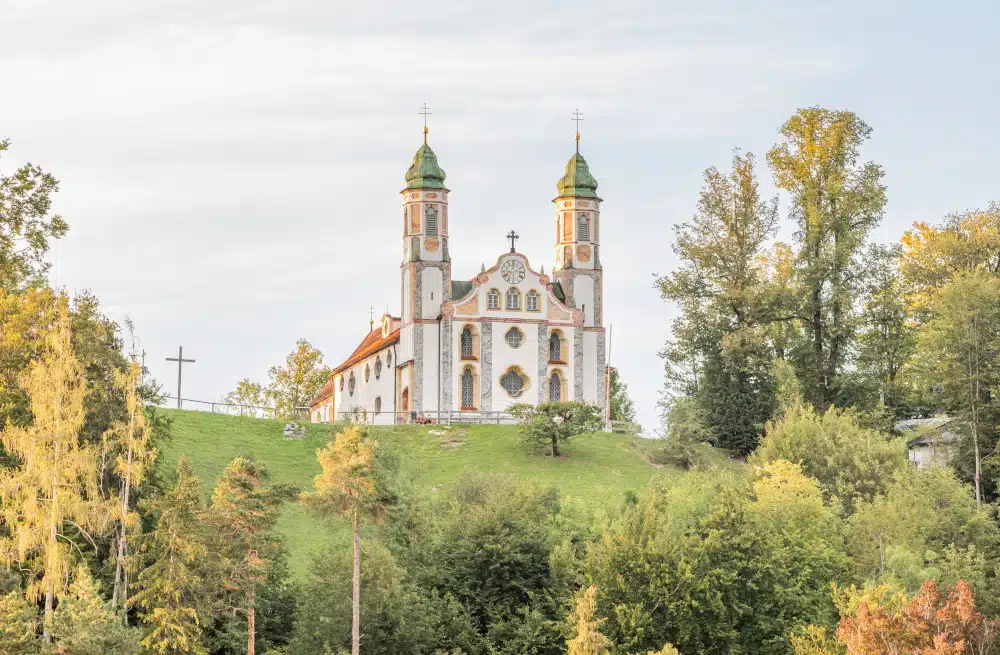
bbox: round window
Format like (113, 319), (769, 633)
(500, 368), (525, 397)
(504, 327), (524, 349)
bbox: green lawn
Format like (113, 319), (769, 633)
(156, 409), (677, 578)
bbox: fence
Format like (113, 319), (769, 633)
(330, 409), (520, 426)
(160, 396), (309, 421)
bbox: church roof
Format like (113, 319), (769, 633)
(404, 140), (447, 190)
(331, 327), (401, 376)
(556, 151), (600, 199)
(309, 377), (335, 407)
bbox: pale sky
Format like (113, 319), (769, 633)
(2, 0), (998, 430)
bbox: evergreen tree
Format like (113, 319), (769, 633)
(46, 565), (142, 655)
(0, 304), (109, 638)
(0, 590), (39, 654)
(131, 458), (210, 655)
(209, 457), (290, 655)
(304, 426), (381, 655)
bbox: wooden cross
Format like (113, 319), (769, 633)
(507, 230), (519, 253)
(166, 346), (195, 409)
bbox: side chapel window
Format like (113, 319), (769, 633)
(549, 372), (561, 402)
(549, 333), (562, 362)
(461, 368), (475, 409)
(461, 326), (474, 358)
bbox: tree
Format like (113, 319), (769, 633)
(0, 139), (67, 291)
(793, 580), (999, 655)
(767, 108), (887, 408)
(752, 405), (906, 513)
(106, 359), (156, 615)
(46, 565), (142, 654)
(209, 457), (291, 655)
(224, 378), (267, 416)
(567, 586), (612, 655)
(510, 401), (604, 457)
(608, 367), (636, 423)
(657, 150), (781, 454)
(0, 304), (109, 638)
(266, 339), (330, 418)
(131, 458), (210, 655)
(304, 426), (380, 655)
(913, 271), (1000, 505)
(0, 590), (38, 654)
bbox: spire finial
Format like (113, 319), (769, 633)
(419, 103), (432, 145)
(572, 108), (584, 154)
(369, 306), (375, 331)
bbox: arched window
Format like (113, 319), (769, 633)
(504, 327), (524, 349)
(577, 213), (589, 240)
(549, 371), (562, 402)
(348, 372), (356, 396)
(563, 245), (573, 267)
(461, 368), (476, 409)
(387, 351), (392, 368)
(374, 357), (382, 379)
(526, 290), (540, 312)
(461, 326), (474, 358)
(401, 387), (409, 411)
(339, 376), (345, 392)
(365, 364), (370, 383)
(425, 206), (438, 236)
(500, 368), (526, 398)
(487, 289), (500, 310)
(374, 396), (382, 414)
(549, 332), (563, 363)
(505, 287), (520, 310)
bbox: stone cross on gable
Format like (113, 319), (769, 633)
(507, 230), (519, 253)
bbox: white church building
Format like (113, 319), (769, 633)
(309, 126), (608, 424)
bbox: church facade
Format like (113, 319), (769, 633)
(309, 128), (608, 424)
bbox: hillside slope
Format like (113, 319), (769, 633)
(156, 409), (675, 577)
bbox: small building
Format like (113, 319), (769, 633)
(896, 416), (959, 469)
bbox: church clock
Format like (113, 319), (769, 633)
(501, 259), (526, 284)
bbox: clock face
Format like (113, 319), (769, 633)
(501, 259), (526, 284)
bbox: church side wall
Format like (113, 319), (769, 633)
(572, 276), (596, 327)
(335, 349), (397, 425)
(420, 323), (440, 413)
(488, 320), (541, 413)
(583, 331), (599, 405)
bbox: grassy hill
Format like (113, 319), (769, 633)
(156, 409), (682, 578)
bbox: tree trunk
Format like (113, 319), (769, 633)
(353, 507), (361, 655)
(112, 444), (133, 615)
(248, 591), (256, 655)
(44, 441), (59, 642)
(551, 435), (559, 458)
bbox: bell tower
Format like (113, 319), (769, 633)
(552, 127), (603, 328)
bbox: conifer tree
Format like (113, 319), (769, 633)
(566, 585), (613, 655)
(131, 458), (209, 655)
(0, 590), (39, 654)
(47, 565), (142, 654)
(0, 304), (108, 639)
(210, 457), (290, 655)
(107, 358), (156, 615)
(304, 426), (381, 655)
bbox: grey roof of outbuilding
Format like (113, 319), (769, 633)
(451, 280), (474, 300)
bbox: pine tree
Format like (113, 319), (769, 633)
(107, 359), (156, 615)
(0, 304), (109, 639)
(46, 565), (142, 654)
(304, 426), (381, 655)
(131, 458), (210, 655)
(566, 585), (613, 655)
(210, 457), (290, 655)
(0, 590), (39, 654)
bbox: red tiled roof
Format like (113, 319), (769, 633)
(309, 377), (335, 407)
(331, 328), (400, 376)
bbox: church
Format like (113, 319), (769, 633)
(309, 124), (608, 424)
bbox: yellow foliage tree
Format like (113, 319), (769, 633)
(567, 585), (613, 655)
(0, 303), (109, 639)
(304, 426), (379, 655)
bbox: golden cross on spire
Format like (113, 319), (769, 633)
(571, 108), (584, 153)
(419, 103), (432, 144)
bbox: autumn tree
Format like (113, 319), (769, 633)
(0, 138), (67, 291)
(510, 401), (604, 457)
(657, 150), (781, 454)
(209, 457), (291, 655)
(912, 271), (1000, 505)
(0, 304), (109, 638)
(106, 359), (156, 615)
(224, 378), (267, 416)
(567, 585), (613, 655)
(0, 590), (38, 654)
(767, 108), (887, 409)
(304, 426), (381, 655)
(131, 458), (211, 655)
(266, 339), (331, 418)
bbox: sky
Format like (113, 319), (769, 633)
(2, 0), (998, 431)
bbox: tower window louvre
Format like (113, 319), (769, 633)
(577, 213), (589, 240)
(426, 206), (438, 235)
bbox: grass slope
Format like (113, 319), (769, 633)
(156, 409), (674, 577)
